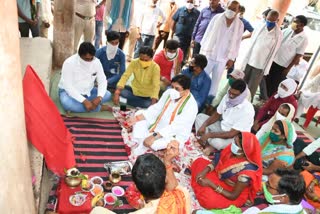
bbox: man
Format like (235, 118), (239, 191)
(243, 168), (306, 214)
(200, 0), (243, 104)
(153, 0), (178, 50)
(39, 0), (53, 38)
(196, 79), (254, 154)
(74, 0), (96, 53)
(206, 69), (250, 115)
(104, 0), (134, 50)
(58, 42), (112, 113)
(266, 15), (308, 97)
(114, 46), (160, 108)
(191, 0), (224, 55)
(91, 145), (191, 214)
(95, 31), (126, 90)
(153, 39), (184, 91)
(182, 54), (211, 111)
(94, 0), (106, 49)
(239, 5), (254, 40)
(172, 0), (200, 63)
(17, 0), (40, 37)
(240, 10), (282, 100)
(127, 75), (198, 155)
(133, 0), (166, 58)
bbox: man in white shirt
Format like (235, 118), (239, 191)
(196, 79), (254, 154)
(39, 0), (53, 38)
(133, 0), (166, 58)
(126, 75), (198, 156)
(266, 15), (309, 97)
(74, 0), (96, 53)
(240, 10), (282, 101)
(104, 0), (134, 50)
(199, 0), (243, 104)
(58, 42), (112, 113)
(243, 168), (307, 214)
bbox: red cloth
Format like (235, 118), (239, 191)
(23, 65), (76, 175)
(153, 49), (183, 81)
(191, 132), (262, 209)
(57, 179), (93, 214)
(256, 94), (298, 126)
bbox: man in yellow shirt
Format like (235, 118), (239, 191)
(113, 46), (160, 108)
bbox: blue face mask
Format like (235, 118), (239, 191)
(266, 20), (276, 28)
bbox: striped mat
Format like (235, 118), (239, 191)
(46, 116), (135, 213)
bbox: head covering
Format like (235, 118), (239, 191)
(230, 69), (245, 79)
(225, 87), (249, 108)
(274, 78), (297, 99)
(256, 103), (297, 140)
(222, 132), (262, 202)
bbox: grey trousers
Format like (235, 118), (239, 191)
(243, 64), (264, 101)
(195, 113), (233, 150)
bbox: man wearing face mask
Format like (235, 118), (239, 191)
(196, 79), (254, 155)
(240, 10), (282, 101)
(181, 54), (211, 112)
(191, 0), (224, 56)
(172, 0), (200, 64)
(58, 42), (112, 113)
(243, 168), (306, 214)
(96, 31), (126, 90)
(266, 15), (309, 97)
(154, 39), (184, 91)
(199, 0), (243, 104)
(133, 0), (166, 58)
(114, 46), (160, 108)
(125, 75), (198, 156)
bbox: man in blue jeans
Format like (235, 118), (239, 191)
(96, 31), (126, 90)
(58, 42), (112, 113)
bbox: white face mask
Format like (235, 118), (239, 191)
(106, 42), (119, 60)
(169, 89), (181, 100)
(275, 111), (286, 120)
(225, 9), (236, 19)
(166, 51), (177, 61)
(231, 141), (242, 155)
(277, 87), (288, 98)
(186, 3), (194, 10)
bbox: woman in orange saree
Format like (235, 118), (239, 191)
(191, 132), (262, 209)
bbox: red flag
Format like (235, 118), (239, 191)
(23, 65), (76, 175)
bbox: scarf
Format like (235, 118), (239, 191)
(109, 0), (132, 30)
(157, 188), (187, 214)
(240, 23), (282, 75)
(225, 87), (249, 109)
(274, 78), (297, 99)
(106, 42), (118, 60)
(149, 92), (191, 132)
(200, 13), (243, 60)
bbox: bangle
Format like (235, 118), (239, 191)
(165, 164), (172, 170)
(207, 164), (214, 172)
(313, 196), (319, 202)
(215, 185), (223, 193)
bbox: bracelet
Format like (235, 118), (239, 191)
(215, 185), (223, 193)
(313, 196), (319, 202)
(165, 164), (173, 170)
(207, 164), (214, 172)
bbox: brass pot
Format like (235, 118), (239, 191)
(109, 172), (121, 184)
(65, 176), (82, 188)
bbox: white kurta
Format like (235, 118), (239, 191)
(132, 89), (198, 151)
(58, 54), (107, 103)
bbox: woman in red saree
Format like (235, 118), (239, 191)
(191, 132), (262, 209)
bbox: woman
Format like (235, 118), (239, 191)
(191, 132), (262, 209)
(253, 78), (298, 132)
(256, 103), (296, 139)
(259, 120), (295, 175)
(301, 169), (320, 209)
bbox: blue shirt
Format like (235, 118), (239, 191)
(240, 17), (254, 33)
(95, 46), (126, 88)
(182, 68), (211, 110)
(192, 5), (224, 43)
(172, 7), (200, 39)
